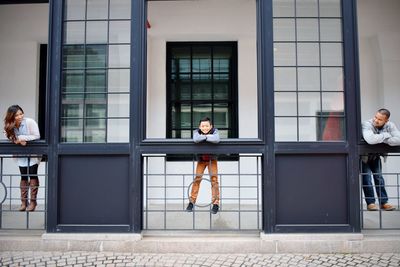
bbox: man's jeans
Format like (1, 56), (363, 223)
(362, 156), (388, 205)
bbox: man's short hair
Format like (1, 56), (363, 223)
(199, 117), (212, 124)
(378, 108), (391, 119)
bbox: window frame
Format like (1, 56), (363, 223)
(165, 41), (239, 140)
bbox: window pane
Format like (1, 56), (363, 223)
(64, 22), (85, 44)
(213, 103), (230, 129)
(61, 119), (83, 142)
(86, 70), (106, 93)
(273, 19), (295, 42)
(86, 21), (108, 44)
(321, 68), (343, 91)
(214, 74), (229, 100)
(319, 114), (345, 141)
(193, 104), (212, 127)
(87, 0), (108, 20)
(275, 117), (297, 141)
(109, 21), (130, 44)
(296, 19), (319, 42)
(109, 45), (130, 68)
(62, 104), (83, 118)
(63, 70), (84, 93)
(296, 0), (318, 17)
(321, 43), (343, 66)
(320, 19), (342, 42)
(192, 47), (211, 73)
(84, 126), (106, 143)
(63, 45), (85, 69)
(110, 0), (131, 19)
(64, 0), (85, 20)
(274, 68), (296, 91)
(171, 47), (190, 73)
(192, 74), (211, 100)
(274, 43), (296, 66)
(171, 74), (191, 101)
(85, 103), (106, 118)
(322, 92), (344, 112)
(297, 43), (319, 66)
(298, 92), (321, 116)
(273, 0), (295, 17)
(86, 45), (107, 68)
(107, 119), (129, 142)
(319, 0), (341, 17)
(108, 69), (130, 92)
(275, 92), (297, 116)
(171, 104), (191, 129)
(108, 94), (129, 117)
(299, 117), (317, 141)
(298, 67), (320, 91)
(213, 46), (231, 73)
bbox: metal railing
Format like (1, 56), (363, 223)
(360, 153), (400, 230)
(143, 154), (262, 231)
(0, 155), (47, 230)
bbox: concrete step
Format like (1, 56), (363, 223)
(0, 230), (399, 253)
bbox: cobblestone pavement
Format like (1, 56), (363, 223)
(0, 252), (400, 267)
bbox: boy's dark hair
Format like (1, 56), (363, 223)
(199, 117), (212, 124)
(378, 108), (391, 119)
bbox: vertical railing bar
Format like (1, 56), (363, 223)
(26, 157), (30, 229)
(209, 158), (212, 230)
(164, 156), (167, 230)
(397, 173), (399, 210)
(257, 155), (260, 230)
(238, 155), (241, 230)
(0, 157), (3, 228)
(145, 156), (149, 230)
(192, 156), (196, 230)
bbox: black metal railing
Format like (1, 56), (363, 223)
(360, 152), (400, 230)
(143, 154), (262, 231)
(0, 155), (47, 230)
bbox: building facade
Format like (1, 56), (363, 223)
(0, 0), (399, 234)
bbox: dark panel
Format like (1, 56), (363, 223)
(59, 155), (129, 224)
(276, 154), (348, 224)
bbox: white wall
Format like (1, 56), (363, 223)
(357, 0), (400, 124)
(0, 4), (49, 140)
(147, 0), (257, 138)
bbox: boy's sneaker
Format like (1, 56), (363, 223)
(211, 204), (219, 214)
(186, 202), (194, 212)
(381, 203), (395, 211)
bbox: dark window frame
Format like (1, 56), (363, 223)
(166, 41), (239, 140)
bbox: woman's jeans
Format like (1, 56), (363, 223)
(362, 156), (388, 205)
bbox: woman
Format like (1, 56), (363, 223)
(4, 105), (41, 211)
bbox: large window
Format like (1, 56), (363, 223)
(61, 0), (131, 143)
(166, 42), (238, 139)
(273, 0), (345, 142)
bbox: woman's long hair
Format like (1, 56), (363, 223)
(4, 105), (24, 142)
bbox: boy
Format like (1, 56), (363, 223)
(186, 117), (220, 214)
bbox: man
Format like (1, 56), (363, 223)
(362, 108), (400, 211)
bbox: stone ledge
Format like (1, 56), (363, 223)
(42, 233), (142, 241)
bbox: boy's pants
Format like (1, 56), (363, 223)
(190, 160), (219, 205)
